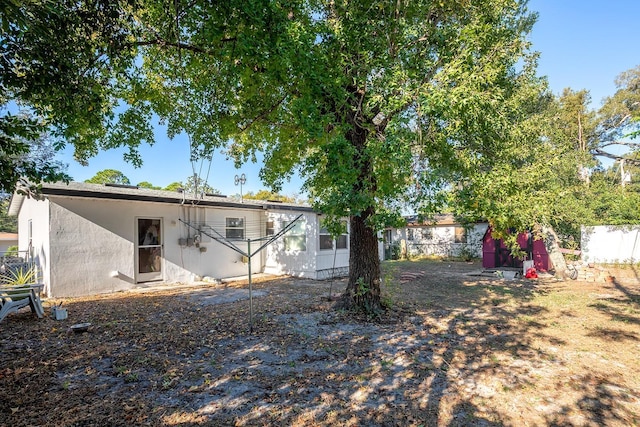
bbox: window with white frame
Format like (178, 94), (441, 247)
(28, 219), (33, 259)
(319, 228), (333, 250)
(265, 220), (274, 236)
(226, 217), (245, 239)
(319, 221), (348, 250)
(421, 227), (433, 240)
(284, 219), (306, 251)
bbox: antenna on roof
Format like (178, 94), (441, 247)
(234, 173), (247, 203)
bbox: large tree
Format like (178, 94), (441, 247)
(3, 0), (544, 313)
(0, 109), (70, 194)
(85, 169), (130, 185)
(242, 190), (296, 203)
(597, 65), (640, 161)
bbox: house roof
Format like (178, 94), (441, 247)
(8, 181), (315, 215)
(404, 214), (485, 227)
(0, 232), (18, 241)
(404, 214), (458, 226)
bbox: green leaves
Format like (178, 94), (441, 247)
(0, 110), (70, 194)
(84, 169), (131, 185)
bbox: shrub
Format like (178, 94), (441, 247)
(4, 245), (18, 258)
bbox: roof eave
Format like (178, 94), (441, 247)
(7, 192), (25, 217)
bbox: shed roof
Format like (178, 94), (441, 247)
(8, 181), (314, 216)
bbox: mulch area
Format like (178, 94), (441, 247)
(1, 260), (639, 426)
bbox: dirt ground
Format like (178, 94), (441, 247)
(1, 260), (639, 426)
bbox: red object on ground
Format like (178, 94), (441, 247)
(525, 268), (538, 279)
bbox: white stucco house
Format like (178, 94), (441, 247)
(383, 214), (488, 260)
(8, 182), (350, 297)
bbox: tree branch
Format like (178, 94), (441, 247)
(598, 139), (640, 148)
(133, 38), (235, 55)
(238, 94), (288, 133)
(592, 148), (640, 166)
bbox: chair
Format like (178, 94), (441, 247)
(0, 284), (45, 323)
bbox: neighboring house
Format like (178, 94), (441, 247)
(8, 182), (350, 297)
(0, 232), (18, 256)
(383, 215), (488, 260)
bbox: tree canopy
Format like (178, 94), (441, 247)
(1, 0), (550, 313)
(242, 190), (296, 203)
(137, 181), (161, 190)
(0, 198), (18, 233)
(85, 169), (130, 185)
(0, 110), (70, 194)
(8, 1), (639, 312)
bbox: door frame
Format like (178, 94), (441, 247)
(135, 217), (164, 283)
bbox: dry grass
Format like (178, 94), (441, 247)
(0, 259), (638, 426)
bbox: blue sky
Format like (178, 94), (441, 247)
(56, 0), (640, 196)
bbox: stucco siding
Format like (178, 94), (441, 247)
(45, 198), (272, 296)
(13, 182), (339, 297)
(315, 216), (349, 278)
(175, 205), (265, 281)
(48, 198), (138, 296)
(264, 211), (317, 278)
(16, 197), (50, 292)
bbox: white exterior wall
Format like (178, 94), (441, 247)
(581, 225), (640, 263)
(43, 197), (268, 297)
(386, 223), (488, 258)
(48, 199), (136, 296)
(175, 204), (265, 281)
(315, 217), (350, 279)
(16, 187), (344, 296)
(17, 197), (50, 292)
(263, 210), (318, 278)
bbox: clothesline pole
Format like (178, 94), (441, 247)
(248, 238), (253, 333)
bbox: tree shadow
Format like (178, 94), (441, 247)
(1, 262), (639, 426)
(545, 374), (639, 427)
(613, 278), (640, 304)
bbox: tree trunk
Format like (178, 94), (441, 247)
(338, 110), (383, 313)
(339, 206), (383, 313)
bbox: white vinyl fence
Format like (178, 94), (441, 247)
(581, 225), (640, 264)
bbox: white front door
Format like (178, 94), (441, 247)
(137, 218), (163, 282)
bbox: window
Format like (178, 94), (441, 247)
(454, 227), (467, 243)
(421, 228), (433, 240)
(265, 220), (274, 236)
(226, 217), (245, 239)
(284, 220), (306, 251)
(319, 221), (348, 250)
(407, 228), (414, 241)
(27, 219), (33, 259)
(336, 233), (348, 249)
(319, 228), (334, 250)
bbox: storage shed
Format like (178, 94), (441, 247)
(482, 227), (550, 271)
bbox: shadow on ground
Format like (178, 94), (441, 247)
(1, 260), (638, 426)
